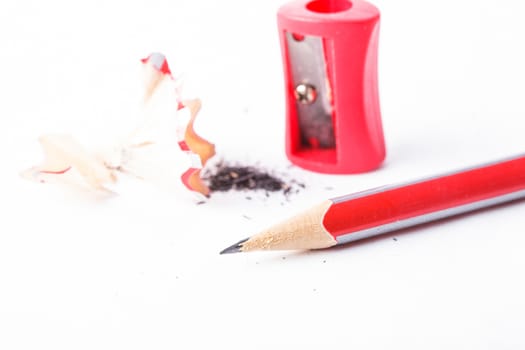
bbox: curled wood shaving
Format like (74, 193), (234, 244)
(21, 53), (215, 197)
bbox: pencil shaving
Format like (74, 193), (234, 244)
(21, 52), (215, 197)
(20, 134), (117, 191)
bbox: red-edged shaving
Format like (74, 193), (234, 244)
(141, 53), (172, 76)
(40, 166), (72, 175)
(142, 53), (215, 196)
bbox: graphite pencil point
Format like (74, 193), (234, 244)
(220, 238), (248, 254)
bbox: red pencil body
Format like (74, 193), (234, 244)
(324, 155), (525, 244)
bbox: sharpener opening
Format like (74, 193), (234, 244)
(306, 0), (352, 13)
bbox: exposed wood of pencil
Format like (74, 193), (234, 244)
(220, 200), (337, 254)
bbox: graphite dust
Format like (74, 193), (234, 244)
(202, 161), (304, 196)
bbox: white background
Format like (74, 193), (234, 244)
(1, 0), (525, 349)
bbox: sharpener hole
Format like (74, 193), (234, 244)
(306, 0), (352, 13)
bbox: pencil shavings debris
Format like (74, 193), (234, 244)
(206, 164), (286, 192)
(20, 134), (117, 190)
(202, 161), (304, 197)
(21, 52), (215, 197)
(178, 99), (216, 195)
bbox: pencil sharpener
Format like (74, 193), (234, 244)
(278, 0), (385, 174)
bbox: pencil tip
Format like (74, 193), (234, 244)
(220, 238), (249, 254)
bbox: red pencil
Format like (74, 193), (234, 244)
(221, 154), (525, 253)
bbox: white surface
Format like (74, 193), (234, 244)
(1, 0), (525, 349)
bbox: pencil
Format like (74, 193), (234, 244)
(220, 154), (525, 253)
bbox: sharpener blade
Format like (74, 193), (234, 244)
(286, 32), (335, 149)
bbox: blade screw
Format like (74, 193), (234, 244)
(294, 83), (317, 104)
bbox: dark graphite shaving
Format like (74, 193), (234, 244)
(203, 161), (301, 195)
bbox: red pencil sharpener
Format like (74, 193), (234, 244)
(278, 0), (385, 174)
